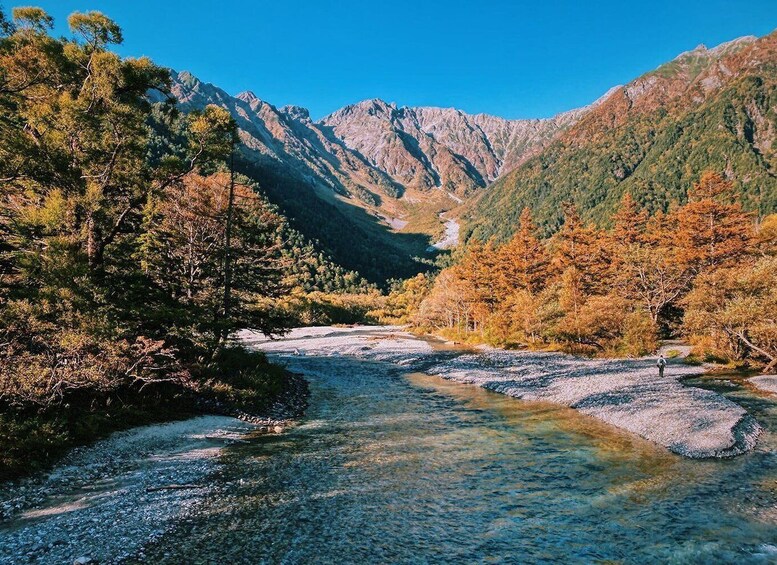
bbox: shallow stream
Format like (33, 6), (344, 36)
(135, 349), (777, 563)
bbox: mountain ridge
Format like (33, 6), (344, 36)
(168, 70), (602, 197)
(160, 31), (776, 282)
(465, 30), (777, 241)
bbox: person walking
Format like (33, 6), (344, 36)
(657, 354), (666, 378)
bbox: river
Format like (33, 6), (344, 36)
(3, 328), (777, 563)
(430, 214), (460, 250)
(136, 329), (777, 563)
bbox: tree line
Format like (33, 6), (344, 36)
(402, 172), (776, 370)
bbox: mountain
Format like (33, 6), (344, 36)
(320, 100), (590, 197)
(162, 31), (777, 281)
(164, 72), (427, 283)
(465, 32), (777, 241)
(162, 72), (594, 282)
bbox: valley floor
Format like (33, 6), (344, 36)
(1, 325), (774, 563)
(248, 325), (761, 458)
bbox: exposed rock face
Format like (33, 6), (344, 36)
(165, 71), (593, 205)
(166, 34), (767, 221)
(168, 72), (400, 206)
(321, 99), (592, 196)
(160, 32), (774, 278)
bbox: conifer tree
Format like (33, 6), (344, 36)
(675, 172), (753, 273)
(551, 203), (612, 296)
(612, 192), (648, 246)
(497, 208), (549, 294)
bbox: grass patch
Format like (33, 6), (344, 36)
(196, 347), (289, 414)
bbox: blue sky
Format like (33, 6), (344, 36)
(14, 0), (777, 120)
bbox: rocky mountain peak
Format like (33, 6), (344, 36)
(280, 105), (311, 122)
(329, 98), (397, 120)
(661, 35), (759, 73)
(236, 90), (260, 104)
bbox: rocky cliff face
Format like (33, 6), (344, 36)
(320, 99), (594, 197)
(168, 36), (766, 215)
(169, 72), (400, 208)
(167, 71), (592, 206)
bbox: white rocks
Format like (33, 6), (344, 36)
(249, 326), (762, 458)
(430, 215), (460, 250)
(428, 350), (764, 458)
(0, 416), (254, 564)
(749, 375), (777, 395)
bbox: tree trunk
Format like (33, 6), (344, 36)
(734, 329), (776, 372)
(86, 214), (100, 269)
(217, 150), (236, 350)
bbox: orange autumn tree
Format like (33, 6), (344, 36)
(611, 192), (648, 246)
(496, 208), (549, 295)
(415, 268), (474, 332)
(684, 256), (777, 372)
(413, 171), (770, 366)
(548, 204), (614, 345)
(612, 195), (691, 327)
(138, 173), (288, 351)
(453, 241), (503, 335)
(551, 204), (612, 295)
(755, 214), (777, 257)
(675, 172), (753, 274)
(494, 208), (551, 344)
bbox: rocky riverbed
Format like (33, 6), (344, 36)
(246, 326), (762, 458)
(0, 373), (308, 565)
(750, 375), (777, 395)
(1, 326), (774, 563)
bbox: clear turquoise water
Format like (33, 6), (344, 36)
(141, 355), (777, 564)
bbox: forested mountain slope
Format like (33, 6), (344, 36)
(465, 33), (777, 241)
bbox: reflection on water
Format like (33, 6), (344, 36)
(138, 356), (777, 564)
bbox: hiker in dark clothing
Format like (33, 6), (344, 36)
(657, 354), (666, 378)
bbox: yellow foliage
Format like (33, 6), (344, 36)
(412, 172), (771, 363)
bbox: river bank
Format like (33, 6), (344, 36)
(0, 346), (308, 482)
(246, 325), (763, 458)
(0, 371), (307, 564)
(2, 326), (776, 563)
(0, 416), (252, 564)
